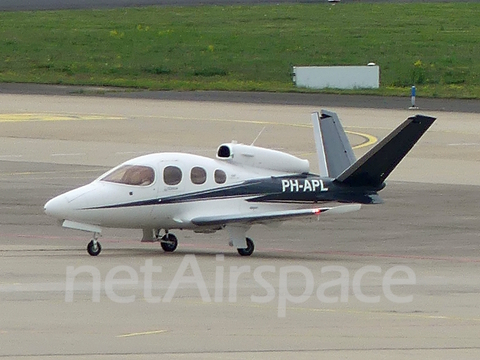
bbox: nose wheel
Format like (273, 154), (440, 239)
(161, 233), (178, 252)
(87, 238), (102, 256)
(237, 237), (254, 256)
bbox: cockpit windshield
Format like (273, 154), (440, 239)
(101, 165), (155, 186)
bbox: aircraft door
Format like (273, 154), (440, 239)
(151, 161), (187, 227)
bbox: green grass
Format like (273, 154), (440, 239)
(0, 3), (479, 98)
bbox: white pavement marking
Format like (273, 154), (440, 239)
(51, 153), (87, 157)
(448, 143), (480, 146)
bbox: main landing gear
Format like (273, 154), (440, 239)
(160, 232), (178, 253)
(237, 237), (254, 256)
(154, 229), (178, 253)
(87, 233), (102, 256)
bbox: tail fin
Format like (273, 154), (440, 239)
(336, 115), (436, 188)
(312, 110), (356, 178)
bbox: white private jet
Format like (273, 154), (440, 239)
(44, 110), (435, 256)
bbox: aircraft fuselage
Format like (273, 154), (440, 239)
(44, 152), (376, 231)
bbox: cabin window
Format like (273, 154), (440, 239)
(101, 165), (155, 186)
(190, 166), (207, 185)
(163, 165), (182, 186)
(214, 169), (227, 184)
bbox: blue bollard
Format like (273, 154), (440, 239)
(409, 86), (418, 109)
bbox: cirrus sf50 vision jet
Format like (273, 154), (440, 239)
(44, 110), (435, 256)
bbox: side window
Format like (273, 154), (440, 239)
(190, 166), (207, 185)
(214, 169), (226, 184)
(101, 165), (155, 186)
(163, 166), (182, 186)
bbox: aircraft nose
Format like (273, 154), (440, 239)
(44, 194), (68, 219)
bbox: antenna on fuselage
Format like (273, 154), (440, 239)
(250, 126), (267, 146)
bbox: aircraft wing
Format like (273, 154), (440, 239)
(191, 204), (361, 226)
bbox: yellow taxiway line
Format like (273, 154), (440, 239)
(0, 112), (378, 149)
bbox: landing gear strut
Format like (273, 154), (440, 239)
(237, 237), (254, 256)
(160, 231), (178, 253)
(87, 234), (102, 256)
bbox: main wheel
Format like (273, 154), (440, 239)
(87, 239), (102, 256)
(161, 233), (178, 252)
(237, 237), (254, 256)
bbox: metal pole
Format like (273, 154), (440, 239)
(409, 86), (418, 109)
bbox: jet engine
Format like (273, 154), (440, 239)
(216, 142), (309, 174)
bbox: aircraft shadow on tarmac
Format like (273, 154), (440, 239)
(51, 247), (339, 262)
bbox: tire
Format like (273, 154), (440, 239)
(87, 240), (102, 256)
(237, 237), (254, 256)
(161, 233), (178, 252)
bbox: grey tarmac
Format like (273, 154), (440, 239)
(2, 83), (480, 113)
(0, 91), (479, 359)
